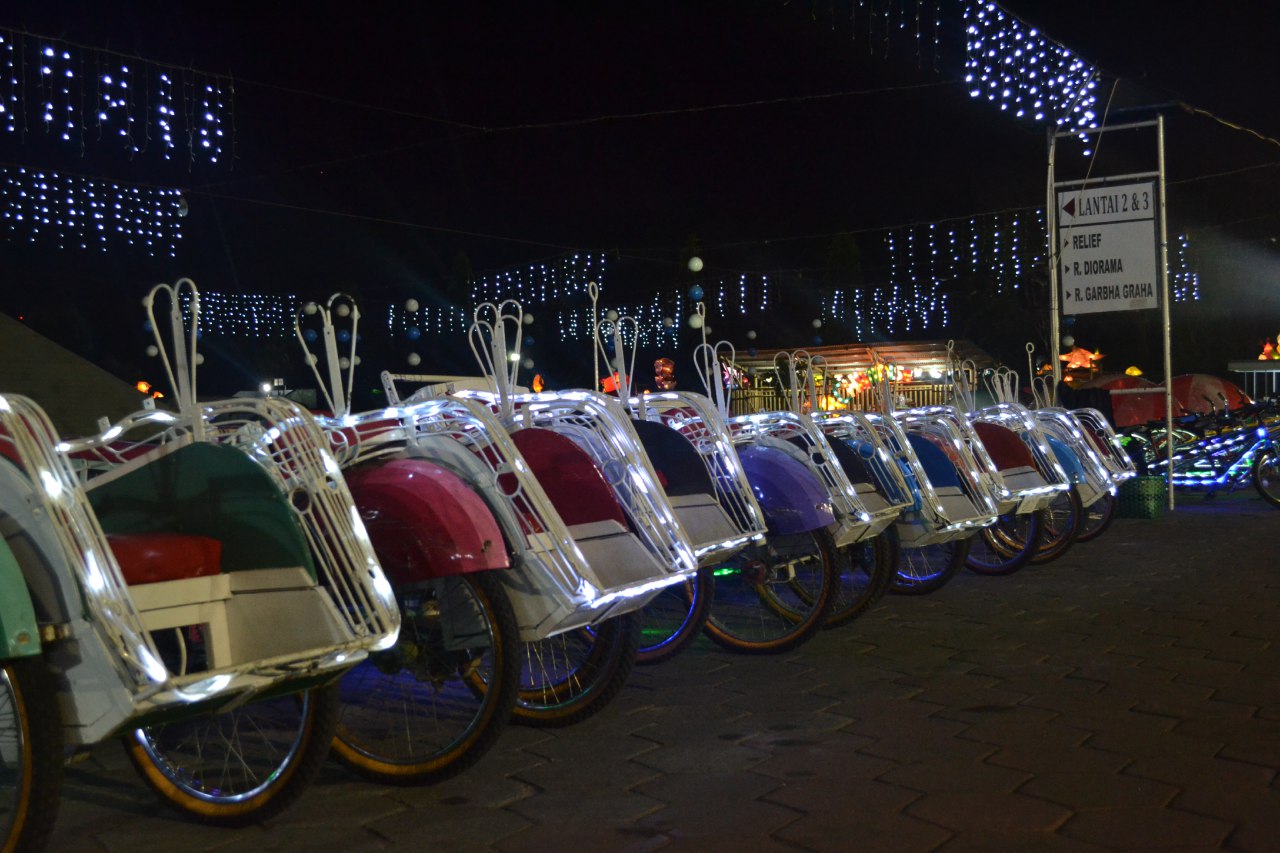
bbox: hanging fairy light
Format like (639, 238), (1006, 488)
(1, 166), (183, 255)
(0, 26), (232, 166)
(962, 1), (1100, 134)
(469, 252), (609, 304)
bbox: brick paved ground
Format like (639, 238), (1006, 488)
(48, 492), (1280, 851)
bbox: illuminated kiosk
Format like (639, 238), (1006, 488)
(730, 340), (998, 415)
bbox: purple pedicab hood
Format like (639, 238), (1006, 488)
(736, 444), (836, 535)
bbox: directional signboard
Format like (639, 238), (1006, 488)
(1057, 181), (1159, 315)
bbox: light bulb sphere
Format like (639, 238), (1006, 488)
(605, 309), (618, 322)
(339, 357), (351, 369)
(335, 304), (351, 318)
(687, 256), (704, 273)
(689, 284), (704, 301)
(523, 313), (534, 325)
(663, 317), (674, 328)
(353, 356), (362, 366)
(812, 318), (823, 329)
(407, 353), (421, 366)
(522, 357), (534, 370)
(1063, 335), (1075, 348)
(145, 345), (159, 357)
(303, 302), (318, 316)
(194, 353), (205, 365)
(688, 314), (704, 330)
(404, 298), (419, 313)
(746, 330), (757, 340)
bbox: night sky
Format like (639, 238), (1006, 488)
(2, 1), (1279, 398)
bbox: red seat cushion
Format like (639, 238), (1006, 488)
(106, 533), (223, 585)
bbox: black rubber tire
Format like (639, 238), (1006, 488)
(511, 611), (641, 728)
(125, 683), (342, 826)
(1252, 447), (1280, 508)
(1076, 491), (1118, 542)
(0, 655), (63, 853)
(966, 509), (1045, 576)
(1030, 486), (1085, 564)
(702, 527), (837, 654)
(635, 567), (714, 666)
(823, 533), (896, 628)
(890, 528), (972, 596)
(331, 571), (519, 785)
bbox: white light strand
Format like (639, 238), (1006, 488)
(1171, 234), (1201, 302)
(1, 166), (182, 255)
(0, 28), (232, 166)
(182, 290), (297, 337)
(556, 291), (682, 349)
(705, 275), (772, 317)
(963, 1), (1100, 134)
(469, 252), (608, 304)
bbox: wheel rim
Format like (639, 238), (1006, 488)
(896, 542), (954, 587)
(517, 628), (612, 711)
(132, 691), (312, 805)
(1042, 493), (1076, 544)
(1256, 450), (1280, 500)
(0, 667), (32, 844)
(1076, 492), (1116, 541)
(638, 577), (701, 656)
(830, 540), (877, 615)
(970, 513), (1035, 568)
(336, 578), (501, 770)
(706, 531), (829, 645)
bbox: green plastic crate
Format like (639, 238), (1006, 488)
(1116, 475), (1167, 519)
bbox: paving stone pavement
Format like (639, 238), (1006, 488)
(47, 493), (1280, 851)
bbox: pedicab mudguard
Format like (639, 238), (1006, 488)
(737, 444), (836, 535)
(346, 458), (510, 583)
(0, 537), (41, 658)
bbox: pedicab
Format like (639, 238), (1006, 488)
(379, 300), (699, 716)
(292, 293), (519, 784)
(589, 302), (769, 662)
(862, 355), (1000, 593)
(769, 349), (914, 623)
(0, 280), (400, 850)
(1025, 361), (1137, 552)
(958, 364), (1073, 573)
(680, 334), (845, 650)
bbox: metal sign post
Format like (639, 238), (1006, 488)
(1047, 117), (1174, 509)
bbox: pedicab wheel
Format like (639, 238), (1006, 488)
(635, 567), (714, 666)
(332, 571), (519, 785)
(510, 611), (641, 728)
(821, 533), (896, 628)
(890, 529), (971, 596)
(1075, 491), (1117, 542)
(702, 528), (836, 654)
(1030, 486), (1084, 564)
(0, 656), (63, 853)
(1251, 447), (1280, 508)
(125, 683), (341, 826)
(965, 510), (1045, 576)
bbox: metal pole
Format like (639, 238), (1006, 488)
(1046, 130), (1061, 387)
(1157, 113), (1175, 511)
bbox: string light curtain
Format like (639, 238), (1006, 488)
(1, 27), (234, 166)
(1, 166), (183, 255)
(468, 252), (608, 304)
(961, 1), (1101, 135)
